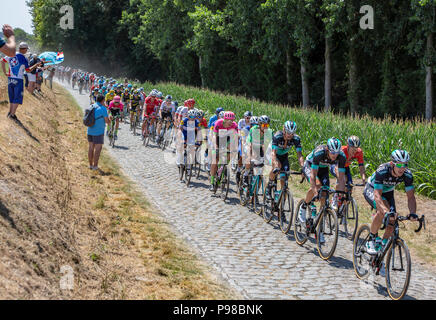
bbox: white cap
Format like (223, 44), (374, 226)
(19, 42), (29, 49)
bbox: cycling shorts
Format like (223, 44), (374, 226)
(363, 183), (396, 213)
(303, 161), (330, 189)
(110, 108), (121, 117)
(161, 111), (172, 121)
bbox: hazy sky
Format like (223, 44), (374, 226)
(0, 0), (34, 34)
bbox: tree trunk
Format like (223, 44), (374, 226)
(199, 55), (205, 88)
(286, 47), (293, 105)
(301, 59), (309, 108)
(348, 42), (358, 115)
(425, 32), (433, 120)
(324, 36), (332, 112)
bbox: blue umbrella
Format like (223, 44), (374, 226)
(38, 51), (64, 66)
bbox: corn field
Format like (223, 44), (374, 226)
(131, 80), (436, 199)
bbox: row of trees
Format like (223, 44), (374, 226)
(28, 0), (435, 119)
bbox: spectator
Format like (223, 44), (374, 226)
(44, 65), (55, 89)
(27, 53), (40, 95)
(1, 42), (40, 121)
(88, 94), (110, 171)
(35, 59), (45, 94)
(0, 24), (16, 57)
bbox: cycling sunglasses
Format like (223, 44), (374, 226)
(261, 123), (269, 128)
(394, 162), (408, 168)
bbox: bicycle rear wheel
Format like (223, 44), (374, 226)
(294, 200), (308, 245)
(238, 169), (249, 206)
(220, 166), (230, 200)
(352, 224), (372, 279)
(343, 198), (359, 241)
(185, 164), (193, 186)
(253, 176), (264, 215)
(316, 208), (338, 260)
(279, 190), (294, 234)
(385, 239), (411, 300)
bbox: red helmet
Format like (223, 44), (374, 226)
(184, 98), (195, 107)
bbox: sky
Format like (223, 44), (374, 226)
(0, 0), (34, 34)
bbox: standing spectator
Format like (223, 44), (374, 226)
(27, 53), (40, 94)
(0, 24), (16, 57)
(1, 42), (40, 121)
(88, 94), (110, 171)
(35, 59), (45, 94)
(44, 65), (56, 89)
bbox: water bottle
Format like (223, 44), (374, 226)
(310, 204), (317, 218)
(375, 237), (383, 252)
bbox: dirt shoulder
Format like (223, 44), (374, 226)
(0, 77), (240, 299)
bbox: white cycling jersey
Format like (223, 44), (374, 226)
(160, 101), (176, 113)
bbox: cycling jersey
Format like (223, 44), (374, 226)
(272, 131), (302, 156)
(105, 92), (115, 103)
(342, 145), (364, 168)
(306, 144), (346, 171)
(213, 119), (238, 136)
(160, 101), (176, 113)
(122, 92), (131, 102)
(198, 118), (208, 129)
(208, 115), (218, 128)
(144, 97), (160, 115)
(247, 125), (273, 149)
(130, 94), (141, 110)
(368, 162), (414, 193)
(108, 101), (124, 111)
(180, 118), (199, 143)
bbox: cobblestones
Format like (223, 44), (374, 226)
(64, 83), (436, 300)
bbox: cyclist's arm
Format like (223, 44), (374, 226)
(336, 154), (346, 192)
(104, 117), (110, 124)
(406, 189), (417, 217)
(296, 151), (304, 168)
(359, 165), (367, 184)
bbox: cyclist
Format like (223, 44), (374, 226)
(209, 111), (238, 190)
(363, 150), (417, 255)
(129, 89), (142, 127)
(156, 95), (176, 143)
(236, 116), (258, 184)
(142, 90), (160, 139)
(90, 87), (99, 103)
(299, 138), (346, 230)
(177, 109), (200, 169)
(108, 96), (124, 140)
(208, 107), (224, 128)
(105, 89), (115, 107)
(264, 121), (301, 197)
(243, 115), (273, 186)
(238, 111), (252, 130)
(330, 135), (367, 210)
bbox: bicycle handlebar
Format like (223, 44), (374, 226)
(381, 212), (425, 232)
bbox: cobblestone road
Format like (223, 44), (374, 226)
(63, 83), (436, 300)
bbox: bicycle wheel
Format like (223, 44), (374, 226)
(179, 164), (185, 181)
(253, 176), (264, 215)
(185, 164), (193, 186)
(294, 199), (308, 245)
(262, 185), (275, 223)
(133, 118), (137, 136)
(316, 208), (338, 260)
(220, 166), (230, 200)
(238, 169), (249, 206)
(343, 198), (359, 241)
(279, 190), (294, 234)
(352, 224), (372, 279)
(385, 239), (411, 300)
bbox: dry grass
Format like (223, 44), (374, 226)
(0, 76), (240, 299)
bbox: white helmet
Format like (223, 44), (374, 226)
(327, 138), (342, 154)
(391, 150), (410, 163)
(284, 121), (297, 134)
(347, 135), (361, 148)
(218, 111), (225, 119)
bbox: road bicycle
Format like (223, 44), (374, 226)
(143, 116), (157, 147)
(107, 114), (121, 148)
(237, 159), (265, 215)
(263, 169), (301, 233)
(211, 151), (231, 201)
(130, 109), (139, 136)
(179, 144), (199, 187)
(294, 188), (342, 260)
(353, 212), (425, 300)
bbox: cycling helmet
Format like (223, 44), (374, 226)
(188, 110), (196, 119)
(347, 135), (361, 148)
(216, 107), (224, 115)
(93, 88), (99, 92)
(113, 96), (121, 103)
(165, 95), (172, 101)
(102, 86), (107, 90)
(128, 84), (133, 88)
(250, 116), (259, 125)
(244, 111), (252, 117)
(223, 111), (235, 120)
(218, 111), (225, 119)
(198, 110), (205, 118)
(184, 99), (195, 107)
(174, 101), (179, 107)
(391, 150), (410, 163)
(157, 91), (163, 99)
(109, 90), (115, 94)
(258, 115), (270, 124)
(327, 138), (342, 154)
(150, 90), (157, 97)
(284, 121), (297, 134)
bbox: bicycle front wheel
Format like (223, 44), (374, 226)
(185, 164), (193, 187)
(220, 166), (230, 200)
(279, 190), (294, 234)
(316, 208), (338, 260)
(262, 185), (275, 223)
(294, 200), (308, 245)
(352, 224), (372, 279)
(238, 170), (249, 206)
(253, 176), (264, 215)
(385, 238), (411, 300)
